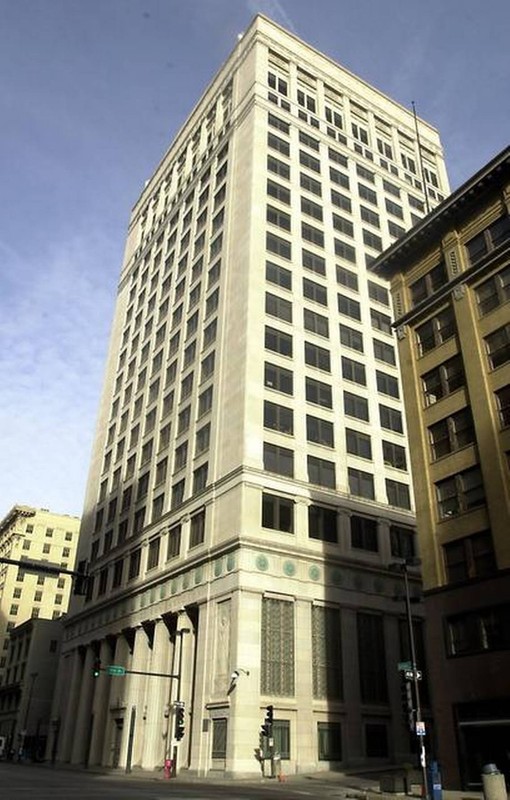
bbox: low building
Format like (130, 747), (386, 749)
(372, 146), (510, 789)
(0, 617), (64, 759)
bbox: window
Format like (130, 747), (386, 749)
(363, 229), (382, 251)
(300, 172), (322, 196)
(306, 377), (332, 408)
(308, 505), (337, 542)
(264, 362), (293, 395)
(268, 111), (289, 133)
(340, 323), (363, 352)
(436, 466), (485, 518)
(262, 493), (294, 533)
(301, 196), (323, 221)
(444, 531), (496, 584)
(267, 179), (291, 205)
(211, 718), (228, 760)
(351, 515), (378, 551)
(98, 568), (108, 596)
(264, 442), (294, 477)
(303, 277), (327, 306)
(304, 308), (329, 337)
(358, 184), (377, 205)
(10, 604), (18, 615)
(368, 281), (389, 306)
(300, 150), (320, 173)
(264, 401), (293, 434)
(330, 167), (349, 188)
(374, 339), (396, 365)
(261, 597), (295, 696)
(422, 354), (465, 406)
(133, 506), (145, 534)
(267, 155), (290, 180)
(147, 537), (160, 570)
(308, 456), (336, 488)
(265, 325), (292, 357)
(312, 606), (342, 698)
(342, 357), (366, 385)
(43, 543), (51, 554)
(390, 526), (416, 559)
(167, 525), (181, 559)
(382, 440), (407, 470)
(476, 266), (510, 315)
(318, 723), (342, 761)
(338, 294), (361, 321)
(346, 428), (372, 459)
(112, 559), (124, 588)
(331, 189), (352, 212)
(267, 204), (291, 231)
(305, 342), (330, 372)
(334, 239), (356, 263)
(466, 215), (510, 265)
(268, 132), (289, 156)
(385, 198), (403, 219)
(344, 391), (369, 421)
(306, 415), (334, 447)
(333, 215), (354, 237)
(266, 232), (291, 260)
(265, 292), (292, 322)
(365, 724), (388, 758)
(416, 307), (456, 355)
(361, 206), (380, 227)
(171, 479), (185, 509)
(190, 510), (205, 547)
(386, 479), (411, 509)
(485, 324), (510, 369)
(376, 371), (399, 398)
(410, 262), (448, 306)
(357, 613), (387, 702)
(302, 222), (324, 248)
(370, 309), (392, 334)
(428, 408), (475, 459)
(447, 603), (510, 656)
(379, 404), (403, 433)
(336, 266), (358, 291)
(348, 468), (375, 499)
(303, 248), (326, 275)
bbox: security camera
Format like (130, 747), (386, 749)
(231, 670), (240, 680)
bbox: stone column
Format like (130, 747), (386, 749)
(88, 638), (113, 765)
(53, 647), (83, 763)
(187, 602), (212, 776)
(342, 609), (363, 765)
(141, 619), (172, 769)
(70, 645), (96, 764)
(337, 509), (351, 554)
(118, 626), (150, 769)
(102, 635), (129, 766)
(295, 598), (315, 772)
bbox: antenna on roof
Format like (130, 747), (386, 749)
(411, 101), (431, 214)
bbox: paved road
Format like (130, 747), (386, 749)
(0, 762), (348, 800)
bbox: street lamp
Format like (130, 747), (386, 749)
(389, 557), (429, 800)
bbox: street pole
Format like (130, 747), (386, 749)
(402, 563), (429, 800)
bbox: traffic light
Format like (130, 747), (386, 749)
(92, 657), (101, 678)
(260, 704), (274, 737)
(175, 703), (185, 741)
(400, 674), (414, 731)
(265, 705), (274, 726)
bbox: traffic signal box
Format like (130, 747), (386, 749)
(175, 703), (185, 740)
(400, 674), (414, 732)
(92, 658), (101, 678)
(260, 704), (274, 738)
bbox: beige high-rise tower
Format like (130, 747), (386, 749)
(51, 15), (448, 776)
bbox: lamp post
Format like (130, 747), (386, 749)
(390, 558), (429, 800)
(19, 671), (38, 761)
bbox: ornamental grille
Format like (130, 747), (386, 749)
(261, 597), (295, 696)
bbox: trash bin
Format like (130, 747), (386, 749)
(427, 761), (442, 800)
(482, 764), (507, 800)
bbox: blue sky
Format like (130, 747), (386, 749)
(1, 0), (509, 517)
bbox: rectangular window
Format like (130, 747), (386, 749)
(318, 722), (342, 761)
(300, 150), (320, 173)
(346, 428), (372, 459)
(303, 277), (327, 306)
(167, 524), (181, 559)
(333, 214), (354, 237)
(342, 356), (366, 385)
(344, 391), (369, 421)
(357, 613), (388, 703)
(262, 493), (294, 533)
(358, 184), (377, 205)
(444, 530), (495, 583)
(428, 408), (475, 459)
(390, 526), (416, 559)
(416, 306), (456, 355)
(308, 456), (336, 488)
(331, 189), (352, 212)
(302, 222), (324, 248)
(330, 167), (349, 189)
(265, 362), (293, 395)
(447, 603), (510, 656)
(466, 215), (510, 265)
(334, 239), (356, 263)
(305, 341), (331, 372)
(193, 463), (208, 493)
(351, 515), (378, 551)
(485, 324), (510, 369)
(266, 292), (292, 322)
(386, 479), (411, 509)
(303, 248), (326, 275)
(264, 401), (294, 434)
(422, 354), (465, 406)
(495, 385), (510, 426)
(368, 280), (389, 306)
(211, 718), (228, 760)
(304, 308), (329, 337)
(268, 155), (290, 180)
(267, 179), (291, 205)
(379, 404), (403, 433)
(370, 309), (392, 334)
(348, 468), (375, 499)
(376, 371), (399, 398)
(128, 548), (141, 580)
(301, 196), (323, 221)
(266, 261), (292, 290)
(340, 323), (364, 352)
(410, 262), (448, 306)
(338, 294), (361, 320)
(267, 204), (291, 231)
(268, 132), (290, 156)
(476, 265), (510, 315)
(436, 466), (485, 518)
(306, 415), (334, 447)
(264, 442), (294, 477)
(308, 505), (337, 542)
(147, 537), (161, 570)
(265, 325), (292, 357)
(336, 266), (358, 291)
(300, 172), (322, 196)
(261, 597), (295, 696)
(306, 377), (332, 408)
(190, 510), (205, 547)
(312, 606), (343, 699)
(363, 229), (383, 251)
(374, 339), (396, 365)
(361, 206), (380, 227)
(382, 440), (407, 470)
(267, 232), (291, 260)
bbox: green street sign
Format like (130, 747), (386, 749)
(107, 665), (126, 676)
(398, 661), (412, 671)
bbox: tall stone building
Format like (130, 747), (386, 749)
(373, 147), (510, 789)
(52, 15), (448, 776)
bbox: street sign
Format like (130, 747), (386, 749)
(405, 669), (422, 681)
(107, 665), (126, 676)
(398, 661), (412, 671)
(416, 721), (426, 736)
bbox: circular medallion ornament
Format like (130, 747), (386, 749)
(309, 565), (320, 581)
(283, 560), (296, 576)
(256, 555), (269, 571)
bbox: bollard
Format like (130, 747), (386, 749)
(482, 764), (507, 800)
